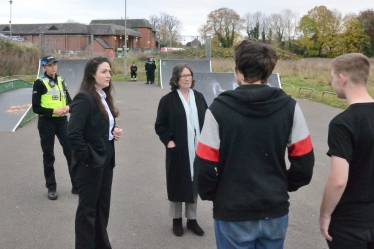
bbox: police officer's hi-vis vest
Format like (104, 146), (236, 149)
(39, 75), (67, 117)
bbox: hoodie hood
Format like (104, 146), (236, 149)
(215, 84), (292, 118)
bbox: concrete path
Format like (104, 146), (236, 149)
(0, 81), (342, 249)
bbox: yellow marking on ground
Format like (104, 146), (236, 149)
(6, 104), (30, 114)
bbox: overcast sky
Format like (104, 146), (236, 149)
(0, 0), (372, 35)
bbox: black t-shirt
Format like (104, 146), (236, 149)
(130, 66), (137, 73)
(327, 103), (374, 228)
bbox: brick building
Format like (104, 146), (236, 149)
(89, 19), (157, 50)
(0, 18), (158, 55)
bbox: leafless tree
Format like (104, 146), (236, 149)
(149, 15), (160, 32)
(245, 12), (263, 39)
(150, 13), (182, 47)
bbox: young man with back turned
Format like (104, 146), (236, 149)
(195, 39), (315, 249)
(319, 53), (374, 249)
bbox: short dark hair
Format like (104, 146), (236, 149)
(234, 39), (278, 84)
(169, 64), (195, 91)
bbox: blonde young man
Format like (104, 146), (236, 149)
(320, 53), (374, 249)
(32, 55), (77, 200)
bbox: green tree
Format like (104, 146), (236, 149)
(358, 9), (374, 56)
(336, 15), (371, 55)
(205, 8), (245, 48)
(298, 6), (342, 57)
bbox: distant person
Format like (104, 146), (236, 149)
(195, 39), (315, 249)
(155, 64), (208, 237)
(144, 57), (151, 84)
(130, 62), (137, 81)
(67, 57), (123, 248)
(319, 53), (374, 249)
(32, 55), (77, 200)
(145, 57), (156, 84)
(150, 57), (157, 84)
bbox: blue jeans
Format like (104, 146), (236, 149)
(214, 215), (288, 249)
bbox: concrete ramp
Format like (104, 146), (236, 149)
(0, 87), (34, 132)
(193, 72), (282, 106)
(38, 59), (87, 97)
(160, 59), (211, 89)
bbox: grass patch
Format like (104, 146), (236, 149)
(280, 76), (349, 109)
(212, 58), (374, 110)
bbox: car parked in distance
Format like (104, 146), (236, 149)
(66, 50), (78, 55)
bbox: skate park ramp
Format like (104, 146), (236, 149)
(38, 59), (87, 96)
(193, 72), (282, 106)
(159, 59), (211, 89)
(0, 80), (35, 132)
(0, 59), (88, 132)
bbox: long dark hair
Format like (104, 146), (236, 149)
(79, 57), (119, 118)
(169, 64), (195, 91)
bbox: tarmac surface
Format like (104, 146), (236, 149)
(0, 81), (342, 249)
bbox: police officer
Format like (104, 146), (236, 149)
(32, 55), (77, 200)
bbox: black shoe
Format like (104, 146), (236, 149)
(173, 218), (183, 237)
(150, 82), (154, 84)
(48, 190), (58, 200)
(71, 188), (78, 194)
(187, 219), (204, 236)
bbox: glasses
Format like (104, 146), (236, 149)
(180, 74), (192, 79)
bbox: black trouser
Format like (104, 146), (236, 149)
(146, 71), (151, 83)
(150, 70), (155, 83)
(327, 221), (374, 249)
(131, 72), (137, 78)
(74, 140), (114, 249)
(38, 116), (76, 191)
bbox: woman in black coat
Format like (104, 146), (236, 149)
(155, 64), (208, 237)
(67, 57), (122, 249)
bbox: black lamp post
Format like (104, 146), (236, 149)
(9, 0), (13, 37)
(124, 0), (127, 76)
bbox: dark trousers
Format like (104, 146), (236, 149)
(150, 70), (155, 83)
(327, 221), (374, 249)
(131, 72), (137, 78)
(146, 71), (151, 83)
(38, 116), (76, 191)
(74, 140), (114, 249)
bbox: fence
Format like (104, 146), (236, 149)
(156, 35), (211, 60)
(38, 34), (212, 79)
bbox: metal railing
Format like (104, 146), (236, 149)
(322, 91), (336, 98)
(299, 87), (316, 97)
(281, 83), (295, 92)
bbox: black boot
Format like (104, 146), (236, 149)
(187, 219), (204, 236)
(173, 218), (183, 237)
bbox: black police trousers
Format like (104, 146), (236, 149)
(37, 116), (76, 191)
